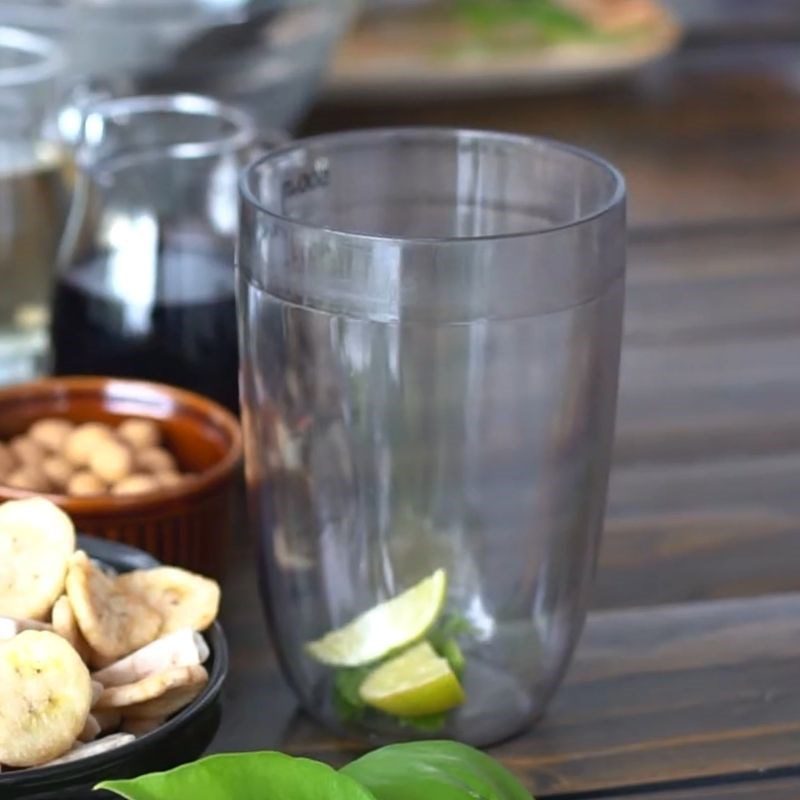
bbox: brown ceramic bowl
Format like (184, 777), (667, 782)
(0, 376), (242, 578)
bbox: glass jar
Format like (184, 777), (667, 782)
(0, 26), (68, 385)
(237, 128), (626, 746)
(52, 94), (264, 411)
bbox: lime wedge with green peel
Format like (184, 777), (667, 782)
(306, 569), (447, 667)
(359, 641), (465, 717)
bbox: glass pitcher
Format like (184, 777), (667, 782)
(0, 26), (68, 385)
(51, 93), (264, 411)
(237, 129), (626, 746)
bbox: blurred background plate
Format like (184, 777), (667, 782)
(325, 0), (681, 100)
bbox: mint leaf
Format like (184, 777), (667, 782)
(431, 612), (477, 642)
(333, 664), (372, 722)
(428, 612), (473, 677)
(398, 711), (447, 733)
(440, 638), (465, 676)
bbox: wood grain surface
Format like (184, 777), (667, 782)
(306, 43), (800, 229)
(213, 25), (800, 800)
(216, 545), (800, 797)
(602, 776), (800, 800)
(305, 41), (800, 612)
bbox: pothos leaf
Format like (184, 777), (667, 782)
(342, 740), (534, 800)
(98, 742), (532, 800)
(98, 752), (376, 800)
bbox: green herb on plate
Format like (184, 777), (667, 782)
(455, 0), (594, 43)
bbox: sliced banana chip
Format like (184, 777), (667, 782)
(78, 714), (101, 743)
(95, 664), (207, 712)
(91, 680), (104, 707)
(66, 551), (162, 661)
(0, 617), (16, 641)
(0, 630), (92, 768)
(116, 567), (220, 634)
(44, 733), (135, 766)
(0, 498), (76, 620)
(121, 716), (165, 737)
(92, 628), (209, 688)
(0, 616), (53, 641)
(122, 674), (208, 720)
(51, 595), (92, 663)
(93, 708), (122, 735)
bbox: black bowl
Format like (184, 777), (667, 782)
(0, 536), (228, 800)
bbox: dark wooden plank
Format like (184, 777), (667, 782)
(257, 592), (800, 797)
(664, 0), (800, 41)
(618, 224), (800, 451)
(595, 511), (800, 609)
(593, 220), (800, 608)
(307, 45), (800, 229)
(625, 224), (800, 347)
(594, 776), (800, 800)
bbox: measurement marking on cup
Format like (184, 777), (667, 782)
(282, 158), (330, 199)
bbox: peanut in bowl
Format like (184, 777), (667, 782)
(0, 376), (242, 578)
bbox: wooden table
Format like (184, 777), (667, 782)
(213, 23), (800, 800)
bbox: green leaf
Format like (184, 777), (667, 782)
(333, 664), (372, 722)
(433, 612), (477, 641)
(342, 740), (534, 800)
(428, 612), (472, 678)
(454, 0), (595, 45)
(398, 711), (447, 733)
(439, 638), (465, 676)
(97, 751), (377, 800)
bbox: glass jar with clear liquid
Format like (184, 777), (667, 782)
(0, 27), (69, 385)
(238, 129), (626, 746)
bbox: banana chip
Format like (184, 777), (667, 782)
(116, 567), (220, 634)
(93, 628), (209, 688)
(66, 552), (162, 661)
(121, 716), (164, 737)
(44, 733), (135, 766)
(0, 497), (220, 772)
(0, 631), (92, 767)
(0, 617), (52, 641)
(92, 708), (122, 735)
(95, 664), (208, 711)
(0, 498), (76, 620)
(78, 714), (101, 743)
(120, 667), (209, 720)
(51, 595), (92, 663)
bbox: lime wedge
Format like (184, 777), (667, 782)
(306, 569), (447, 667)
(359, 641), (465, 717)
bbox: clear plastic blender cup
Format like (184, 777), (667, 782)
(237, 128), (626, 746)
